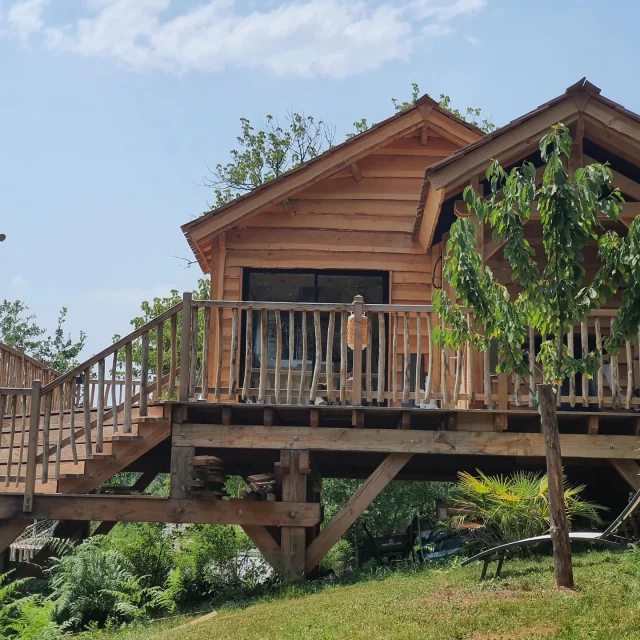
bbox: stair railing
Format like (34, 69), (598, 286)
(19, 301), (185, 511)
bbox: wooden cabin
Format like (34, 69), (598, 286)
(1, 79), (639, 582)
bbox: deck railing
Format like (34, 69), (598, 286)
(2, 293), (638, 510)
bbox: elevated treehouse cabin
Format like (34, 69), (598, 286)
(1, 79), (639, 582)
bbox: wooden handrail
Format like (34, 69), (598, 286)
(41, 302), (183, 394)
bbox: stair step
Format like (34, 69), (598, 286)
(85, 453), (116, 461)
(132, 416), (168, 424)
(109, 434), (143, 442)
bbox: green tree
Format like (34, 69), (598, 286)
(0, 300), (86, 373)
(113, 279), (209, 376)
(211, 85), (495, 208)
(433, 124), (640, 588)
(206, 113), (335, 207)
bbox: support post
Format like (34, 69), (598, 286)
(280, 449), (309, 582)
(23, 379), (42, 513)
(179, 292), (193, 401)
(538, 383), (574, 589)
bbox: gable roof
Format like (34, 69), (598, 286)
(412, 78), (640, 248)
(181, 95), (484, 271)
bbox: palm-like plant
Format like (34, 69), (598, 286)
(452, 470), (604, 550)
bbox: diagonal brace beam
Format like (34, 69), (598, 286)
(305, 452), (412, 574)
(242, 525), (281, 573)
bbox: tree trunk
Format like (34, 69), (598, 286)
(538, 383), (574, 589)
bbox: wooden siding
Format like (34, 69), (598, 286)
(205, 129), (459, 400)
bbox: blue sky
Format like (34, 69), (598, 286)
(1, 0), (639, 358)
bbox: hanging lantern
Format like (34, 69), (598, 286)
(347, 312), (368, 350)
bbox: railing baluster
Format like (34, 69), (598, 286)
(341, 311), (348, 404)
(215, 306), (223, 401)
(42, 391), (53, 483)
(483, 344), (491, 409)
(16, 394), (27, 486)
(326, 311), (335, 404)
(595, 318), (603, 408)
(310, 311), (322, 404)
(97, 358), (105, 452)
(528, 326), (535, 406)
(626, 340), (633, 410)
(55, 387), (64, 480)
(258, 310), (268, 404)
(377, 312), (385, 405)
(156, 321), (164, 399)
(352, 297), (364, 406)
(424, 313), (433, 404)
(441, 345), (449, 407)
(124, 344), (132, 433)
(299, 312), (307, 402)
(68, 380), (78, 463)
(453, 347), (462, 406)
(111, 351), (119, 432)
(201, 306), (210, 401)
(568, 328), (575, 407)
(242, 310), (253, 401)
(580, 321), (589, 407)
(4, 395), (15, 487)
(365, 313), (372, 404)
(0, 395), (6, 483)
(611, 317), (620, 409)
(513, 372), (521, 407)
(189, 306), (199, 400)
(24, 379), (42, 512)
(179, 292), (193, 402)
(275, 310), (282, 404)
(415, 313), (422, 405)
(229, 308), (239, 399)
(287, 310), (294, 404)
(169, 314), (178, 400)
(140, 333), (149, 417)
(402, 312), (410, 404)
(391, 312), (398, 403)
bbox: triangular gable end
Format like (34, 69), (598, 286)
(181, 97), (484, 273)
(414, 79), (640, 251)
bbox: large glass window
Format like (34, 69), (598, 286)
(243, 269), (388, 397)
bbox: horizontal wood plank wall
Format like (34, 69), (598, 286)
(205, 129), (455, 403)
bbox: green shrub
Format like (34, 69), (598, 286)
(452, 470), (604, 550)
(47, 537), (175, 630)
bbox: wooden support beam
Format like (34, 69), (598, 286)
(170, 446), (193, 500)
(281, 450), (308, 581)
(610, 460), (640, 491)
(281, 199), (295, 218)
(242, 525), (281, 572)
(352, 409), (364, 429)
(587, 415), (599, 435)
(309, 409), (319, 428)
(349, 162), (363, 183)
(175, 424), (640, 459)
(420, 125), (429, 146)
(305, 452), (412, 574)
(0, 496), (321, 527)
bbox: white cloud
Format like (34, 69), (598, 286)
(7, 0), (47, 40)
(10, 274), (29, 292)
(4, 0), (487, 78)
(464, 33), (482, 47)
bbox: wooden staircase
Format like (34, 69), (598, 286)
(0, 407), (170, 495)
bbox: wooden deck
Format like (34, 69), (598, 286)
(1, 296), (639, 581)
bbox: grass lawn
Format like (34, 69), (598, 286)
(109, 550), (640, 640)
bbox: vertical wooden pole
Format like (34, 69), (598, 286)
(179, 292), (193, 402)
(280, 449), (308, 582)
(538, 383), (574, 589)
(23, 380), (41, 512)
(352, 296), (364, 406)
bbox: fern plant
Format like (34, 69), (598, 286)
(452, 470), (604, 550)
